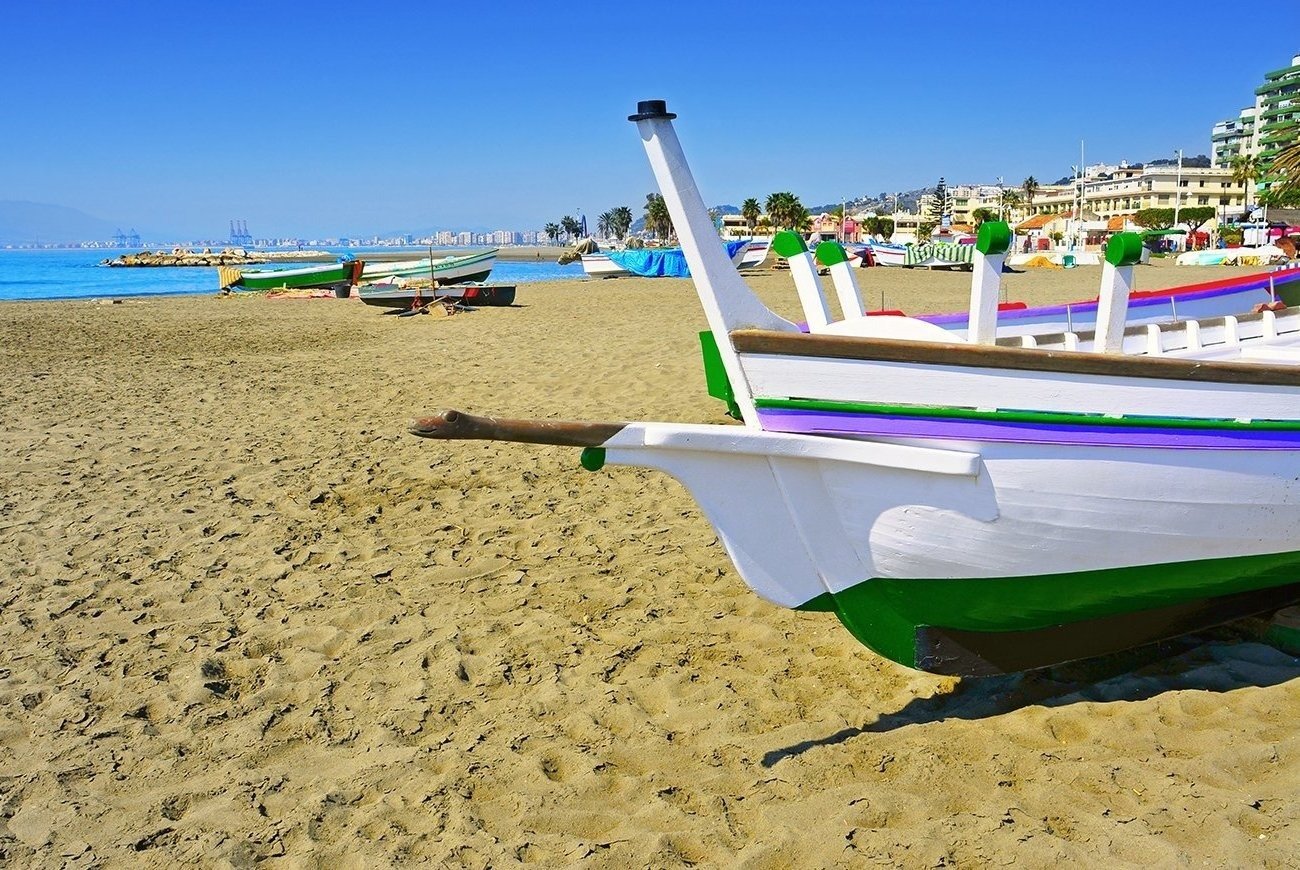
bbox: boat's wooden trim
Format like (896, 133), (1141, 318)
(409, 409), (625, 447)
(731, 328), (1300, 386)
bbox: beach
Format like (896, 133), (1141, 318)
(3, 260), (1299, 866)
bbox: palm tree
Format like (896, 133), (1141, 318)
(644, 193), (672, 240)
(1231, 154), (1262, 217)
(764, 193), (785, 228)
(1263, 127), (1300, 206)
(741, 197), (761, 233)
(610, 206), (633, 240)
(559, 215), (581, 242)
(596, 211), (613, 239)
(1021, 176), (1039, 216)
(764, 192), (807, 231)
(543, 222), (560, 245)
(1000, 190), (1023, 222)
(970, 207), (997, 229)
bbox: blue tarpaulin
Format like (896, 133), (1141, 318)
(606, 241), (748, 277)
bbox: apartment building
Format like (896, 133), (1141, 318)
(1256, 55), (1300, 166)
(1209, 52), (1300, 169)
(1025, 165), (1247, 221)
(1211, 106), (1258, 167)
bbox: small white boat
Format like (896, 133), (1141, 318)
(866, 239), (974, 269)
(358, 249), (497, 285)
(581, 238), (770, 278)
(1175, 245), (1290, 267)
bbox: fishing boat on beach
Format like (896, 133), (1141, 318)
(357, 281), (516, 310)
(358, 249), (498, 285)
(867, 238), (975, 269)
(882, 261), (1300, 339)
(581, 237), (771, 278)
(408, 101), (1300, 677)
(217, 258), (364, 295)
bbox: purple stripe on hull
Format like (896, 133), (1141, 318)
(757, 408), (1300, 450)
(918, 268), (1300, 329)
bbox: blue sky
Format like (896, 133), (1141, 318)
(2, 1), (1295, 239)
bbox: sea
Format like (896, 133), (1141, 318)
(0, 247), (585, 303)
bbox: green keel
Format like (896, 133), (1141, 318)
(798, 549), (1300, 671)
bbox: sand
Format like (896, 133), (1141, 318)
(2, 260), (1299, 867)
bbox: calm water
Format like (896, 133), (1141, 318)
(0, 248), (584, 302)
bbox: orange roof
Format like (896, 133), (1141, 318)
(1015, 213), (1060, 231)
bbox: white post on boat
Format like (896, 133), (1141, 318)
(630, 100), (796, 427)
(815, 240), (865, 322)
(1094, 231), (1144, 353)
(774, 232), (832, 330)
(966, 220), (1011, 345)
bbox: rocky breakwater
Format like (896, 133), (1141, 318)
(101, 248), (329, 267)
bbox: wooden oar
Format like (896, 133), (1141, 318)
(409, 409), (624, 446)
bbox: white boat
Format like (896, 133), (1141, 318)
(913, 264), (1300, 339)
(581, 237), (771, 278)
(358, 249), (498, 285)
(866, 239), (974, 269)
(356, 281), (516, 310)
(409, 100), (1300, 677)
(1175, 245), (1289, 267)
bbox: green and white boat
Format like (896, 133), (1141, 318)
(218, 259), (364, 294)
(358, 249), (498, 285)
(407, 100), (1300, 678)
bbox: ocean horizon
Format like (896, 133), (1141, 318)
(0, 247), (584, 302)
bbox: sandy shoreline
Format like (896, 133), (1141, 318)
(2, 260), (1298, 865)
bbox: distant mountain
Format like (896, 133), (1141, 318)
(0, 200), (155, 245)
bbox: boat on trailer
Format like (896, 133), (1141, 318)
(408, 101), (1300, 677)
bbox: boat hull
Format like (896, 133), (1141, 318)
(229, 260), (363, 291)
(357, 283), (516, 309)
(590, 414), (1300, 674)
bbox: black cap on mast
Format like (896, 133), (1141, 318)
(628, 100), (677, 122)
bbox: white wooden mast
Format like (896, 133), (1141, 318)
(773, 232), (832, 330)
(966, 221), (1011, 345)
(1094, 232), (1144, 354)
(631, 100), (795, 427)
(815, 240), (866, 323)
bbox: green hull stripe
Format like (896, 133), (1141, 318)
(755, 396), (1300, 431)
(796, 549), (1300, 667)
(238, 265), (352, 289)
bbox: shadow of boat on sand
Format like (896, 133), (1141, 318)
(761, 630), (1300, 767)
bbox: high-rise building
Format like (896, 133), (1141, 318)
(1209, 52), (1300, 171)
(1210, 107), (1257, 167)
(1255, 55), (1300, 167)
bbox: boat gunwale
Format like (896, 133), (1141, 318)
(731, 328), (1300, 387)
